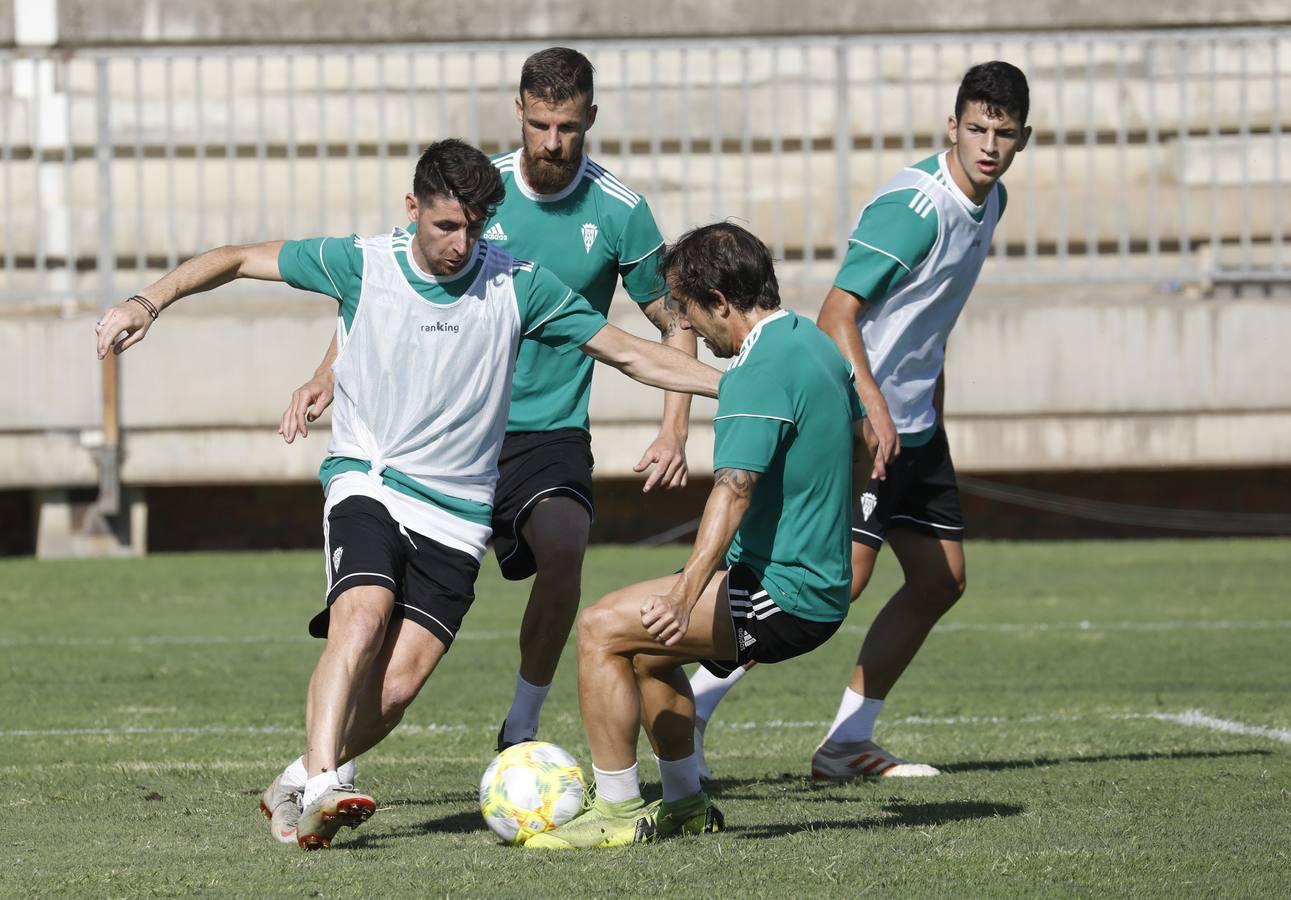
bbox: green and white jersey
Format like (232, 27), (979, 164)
(714, 310), (865, 623)
(278, 227), (607, 560)
(488, 150), (666, 433)
(834, 152), (1008, 446)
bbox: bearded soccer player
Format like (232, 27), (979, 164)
(95, 139), (720, 849)
(690, 61), (1031, 780)
(281, 47), (694, 759)
(525, 223), (865, 849)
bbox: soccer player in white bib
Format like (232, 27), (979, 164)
(688, 61), (1031, 780)
(280, 48), (694, 757)
(93, 139), (721, 849)
(525, 223), (866, 849)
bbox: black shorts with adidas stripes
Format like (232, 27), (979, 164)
(699, 564), (843, 677)
(310, 496), (480, 649)
(851, 425), (965, 549)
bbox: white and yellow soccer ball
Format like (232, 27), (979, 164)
(479, 741), (586, 844)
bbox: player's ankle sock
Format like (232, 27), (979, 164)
(503, 674), (551, 744)
(690, 666), (747, 723)
(302, 771), (342, 808)
(283, 757), (354, 792)
(281, 756), (308, 792)
(655, 754), (701, 803)
(824, 689), (884, 743)
(592, 762), (641, 804)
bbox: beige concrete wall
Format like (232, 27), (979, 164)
(5, 283), (1289, 489)
(47, 0), (1291, 44)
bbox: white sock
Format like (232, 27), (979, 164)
(592, 763), (641, 804)
(690, 665), (747, 724)
(503, 674), (551, 744)
(302, 771), (341, 808)
(824, 689), (884, 743)
(282, 757), (356, 792)
(280, 756), (308, 792)
(655, 754), (701, 803)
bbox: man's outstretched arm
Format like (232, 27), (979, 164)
(640, 467), (758, 646)
(95, 241), (285, 358)
(580, 323), (720, 399)
(634, 293), (697, 491)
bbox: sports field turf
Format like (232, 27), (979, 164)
(2, 539), (1289, 897)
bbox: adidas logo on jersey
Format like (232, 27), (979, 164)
(332, 546), (344, 573)
(860, 492), (878, 521)
(483, 223), (508, 242)
(581, 223), (598, 253)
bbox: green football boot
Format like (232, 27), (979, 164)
(656, 791), (725, 838)
(524, 797), (658, 850)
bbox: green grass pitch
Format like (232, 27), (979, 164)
(2, 539), (1289, 896)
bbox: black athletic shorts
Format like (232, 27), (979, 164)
(700, 564), (843, 677)
(310, 495), (480, 648)
(491, 428), (595, 581)
(851, 426), (965, 549)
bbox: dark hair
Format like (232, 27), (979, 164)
(955, 61), (1029, 126)
(662, 222), (780, 313)
(412, 139), (506, 218)
(519, 47), (595, 107)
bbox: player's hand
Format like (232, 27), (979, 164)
(641, 592), (691, 646)
(632, 430), (689, 492)
(864, 407), (899, 480)
(279, 370), (335, 444)
(94, 298), (155, 359)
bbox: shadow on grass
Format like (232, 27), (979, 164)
(705, 748), (1273, 798)
(729, 798), (1025, 840)
(935, 747), (1272, 775)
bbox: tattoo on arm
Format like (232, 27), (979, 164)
(643, 295), (679, 340)
(714, 467), (759, 500)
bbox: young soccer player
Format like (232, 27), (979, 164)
(689, 61), (1031, 780)
(280, 47), (693, 758)
(525, 223), (865, 849)
(94, 139), (721, 849)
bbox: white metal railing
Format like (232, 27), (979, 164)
(0, 27), (1286, 312)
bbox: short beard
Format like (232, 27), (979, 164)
(521, 148), (582, 195)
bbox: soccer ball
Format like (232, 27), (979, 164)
(479, 741), (586, 844)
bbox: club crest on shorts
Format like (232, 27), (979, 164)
(332, 546), (344, 573)
(860, 492), (877, 521)
(581, 223), (598, 253)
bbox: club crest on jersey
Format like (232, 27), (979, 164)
(581, 223), (598, 253)
(860, 492), (878, 521)
(332, 546), (344, 572)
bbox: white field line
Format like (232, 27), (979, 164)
(1119, 710), (1291, 745)
(3, 710), (1289, 745)
(4, 619), (1289, 649)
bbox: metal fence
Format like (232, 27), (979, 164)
(0, 27), (1286, 310)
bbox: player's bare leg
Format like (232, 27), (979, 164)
(500, 497), (590, 747)
(814, 534), (964, 778)
(295, 585), (393, 848)
(338, 617), (449, 761)
(527, 573), (733, 849)
(852, 532), (965, 698)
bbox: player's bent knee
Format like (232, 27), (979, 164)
(530, 537), (588, 579)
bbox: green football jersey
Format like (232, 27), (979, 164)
(713, 310), (865, 623)
(487, 150), (667, 433)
